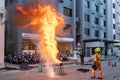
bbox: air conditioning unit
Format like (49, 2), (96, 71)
(76, 17), (79, 22)
(92, 10), (95, 14)
(100, 1), (103, 5)
(60, 0), (64, 3)
(100, 26), (103, 30)
(0, 7), (5, 14)
(100, 14), (103, 17)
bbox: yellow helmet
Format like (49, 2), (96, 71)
(95, 48), (100, 52)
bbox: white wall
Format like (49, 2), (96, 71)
(0, 0), (5, 8)
(0, 24), (5, 67)
(0, 0), (5, 67)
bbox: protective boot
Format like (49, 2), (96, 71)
(91, 68), (96, 78)
(98, 71), (102, 79)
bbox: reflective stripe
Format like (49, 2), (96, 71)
(96, 61), (101, 62)
(98, 71), (102, 73)
(94, 53), (101, 61)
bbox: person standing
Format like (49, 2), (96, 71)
(91, 48), (103, 79)
(80, 50), (85, 65)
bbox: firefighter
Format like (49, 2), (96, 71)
(91, 47), (103, 79)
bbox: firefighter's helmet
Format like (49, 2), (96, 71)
(95, 48), (100, 52)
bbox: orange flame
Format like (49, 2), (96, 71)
(16, 3), (65, 77)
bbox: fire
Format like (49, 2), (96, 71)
(16, 2), (65, 77)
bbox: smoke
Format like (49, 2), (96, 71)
(7, 0), (72, 36)
(7, 0), (55, 27)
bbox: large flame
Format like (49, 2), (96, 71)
(16, 2), (65, 77)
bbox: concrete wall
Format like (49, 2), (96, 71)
(0, 24), (5, 67)
(0, 0), (5, 67)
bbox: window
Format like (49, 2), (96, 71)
(113, 34), (116, 39)
(84, 14), (90, 22)
(5, 22), (12, 37)
(113, 24), (116, 29)
(5, 0), (9, 8)
(95, 5), (99, 12)
(63, 7), (72, 17)
(63, 24), (72, 34)
(94, 17), (99, 24)
(104, 9), (106, 15)
(22, 39), (36, 50)
(113, 3), (115, 8)
(104, 21), (106, 26)
(85, 1), (90, 8)
(113, 14), (115, 18)
(84, 28), (90, 36)
(104, 32), (106, 38)
(5, 0), (16, 8)
(94, 30), (99, 37)
(63, 24), (71, 30)
(10, 0), (14, 3)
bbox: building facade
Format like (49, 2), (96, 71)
(76, 0), (120, 57)
(5, 0), (75, 56)
(108, 0), (120, 54)
(5, 0), (120, 58)
(113, 0), (120, 48)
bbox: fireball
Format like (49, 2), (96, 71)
(15, 1), (65, 77)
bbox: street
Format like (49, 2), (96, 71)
(0, 57), (120, 80)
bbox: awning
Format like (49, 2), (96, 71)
(55, 37), (74, 42)
(85, 41), (104, 47)
(22, 33), (74, 42)
(83, 39), (120, 43)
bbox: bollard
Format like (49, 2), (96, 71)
(38, 63), (42, 72)
(88, 59), (91, 64)
(112, 64), (114, 67)
(108, 61), (110, 66)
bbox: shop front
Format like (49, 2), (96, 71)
(22, 33), (74, 54)
(85, 41), (105, 57)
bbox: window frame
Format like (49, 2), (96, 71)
(63, 7), (72, 17)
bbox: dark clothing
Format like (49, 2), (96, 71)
(80, 51), (85, 65)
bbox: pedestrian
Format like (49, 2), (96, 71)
(91, 47), (103, 79)
(80, 50), (85, 65)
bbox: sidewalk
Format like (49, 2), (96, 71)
(102, 55), (119, 61)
